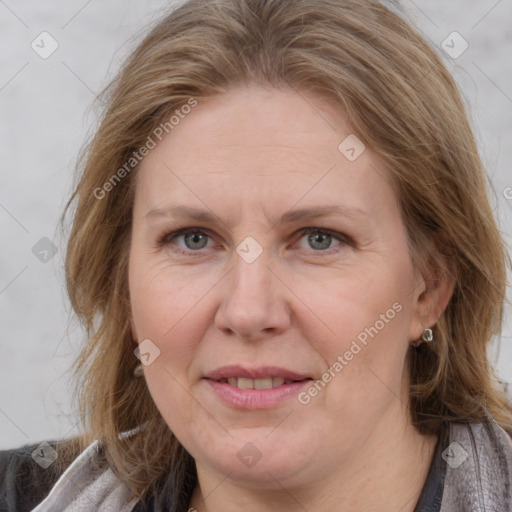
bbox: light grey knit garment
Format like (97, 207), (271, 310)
(31, 440), (139, 512)
(32, 417), (512, 511)
(440, 416), (512, 511)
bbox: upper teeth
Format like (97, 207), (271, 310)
(222, 377), (290, 389)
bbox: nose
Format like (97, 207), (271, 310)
(214, 250), (291, 341)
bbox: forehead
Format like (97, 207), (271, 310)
(134, 85), (395, 224)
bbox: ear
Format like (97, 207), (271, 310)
(408, 256), (455, 342)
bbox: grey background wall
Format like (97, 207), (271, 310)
(1, 0), (511, 449)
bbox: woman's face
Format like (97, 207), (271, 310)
(129, 85), (432, 487)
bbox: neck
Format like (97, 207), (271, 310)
(189, 409), (439, 512)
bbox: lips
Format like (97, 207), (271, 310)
(203, 366), (313, 408)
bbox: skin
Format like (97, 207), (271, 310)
(128, 85), (453, 511)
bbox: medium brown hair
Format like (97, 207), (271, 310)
(59, 0), (512, 505)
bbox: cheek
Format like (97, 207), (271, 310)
(292, 263), (410, 353)
(294, 264), (413, 407)
(129, 258), (209, 407)
(129, 255), (211, 342)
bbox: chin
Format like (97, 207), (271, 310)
(192, 434), (319, 488)
(210, 456), (307, 488)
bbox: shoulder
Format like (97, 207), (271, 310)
(0, 426), (150, 512)
(447, 415), (512, 463)
(0, 438), (81, 512)
(441, 416), (512, 510)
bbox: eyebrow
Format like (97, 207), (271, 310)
(144, 204), (369, 227)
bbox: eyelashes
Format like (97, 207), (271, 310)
(156, 226), (354, 257)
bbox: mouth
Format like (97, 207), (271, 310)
(203, 366), (313, 408)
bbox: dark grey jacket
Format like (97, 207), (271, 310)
(1, 415), (511, 511)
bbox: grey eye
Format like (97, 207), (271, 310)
(310, 232), (332, 250)
(182, 232), (209, 250)
(297, 231), (341, 251)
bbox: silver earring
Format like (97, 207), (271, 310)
(133, 364), (144, 377)
(412, 328), (434, 348)
(421, 328), (434, 343)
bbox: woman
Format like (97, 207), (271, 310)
(1, 0), (511, 510)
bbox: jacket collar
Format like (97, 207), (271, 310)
(31, 439), (139, 512)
